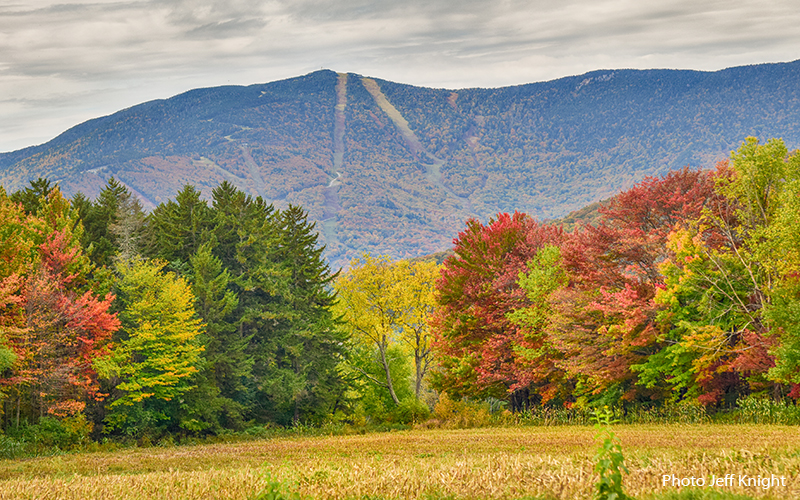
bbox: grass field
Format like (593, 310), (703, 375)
(0, 424), (798, 499)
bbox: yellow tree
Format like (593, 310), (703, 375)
(96, 259), (204, 435)
(334, 254), (439, 404)
(396, 259), (440, 399)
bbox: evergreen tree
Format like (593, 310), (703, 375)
(264, 205), (346, 424)
(207, 182), (290, 422)
(9, 177), (56, 215)
(81, 178), (131, 267)
(143, 185), (213, 264)
(189, 243), (250, 428)
(209, 181), (276, 274)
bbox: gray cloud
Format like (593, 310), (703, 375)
(1, 0), (799, 151)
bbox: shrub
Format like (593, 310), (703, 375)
(394, 398), (431, 424)
(19, 415), (91, 450)
(424, 392), (491, 429)
(252, 474), (304, 500)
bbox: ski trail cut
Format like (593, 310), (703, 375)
(321, 73), (348, 249)
(239, 145), (268, 201)
(361, 77), (471, 210)
(333, 73), (347, 176)
(361, 78), (425, 157)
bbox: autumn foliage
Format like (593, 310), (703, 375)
(432, 212), (564, 409)
(3, 136), (800, 445)
(0, 189), (119, 425)
(432, 139), (799, 409)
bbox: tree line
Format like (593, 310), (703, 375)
(0, 179), (347, 438)
(433, 137), (800, 411)
(1, 136), (798, 443)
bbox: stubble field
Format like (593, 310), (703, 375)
(0, 425), (798, 499)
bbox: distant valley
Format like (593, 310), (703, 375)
(2, 61), (800, 267)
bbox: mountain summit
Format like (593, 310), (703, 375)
(2, 61), (800, 267)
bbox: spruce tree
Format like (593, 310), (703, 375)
(143, 185), (213, 264)
(264, 205), (346, 424)
(9, 177), (55, 215)
(189, 243), (251, 428)
(81, 178), (131, 267)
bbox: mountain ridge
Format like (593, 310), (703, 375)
(3, 61), (800, 267)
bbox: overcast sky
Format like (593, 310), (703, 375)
(2, 0), (799, 152)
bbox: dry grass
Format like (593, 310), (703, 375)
(0, 425), (799, 499)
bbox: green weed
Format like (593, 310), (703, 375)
(593, 407), (632, 500)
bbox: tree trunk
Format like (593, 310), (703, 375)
(379, 339), (400, 405)
(414, 354), (422, 400)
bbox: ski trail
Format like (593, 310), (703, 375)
(193, 156), (248, 183)
(360, 77), (471, 210)
(361, 78), (426, 157)
(327, 171), (342, 187)
(239, 145), (268, 201)
(332, 73), (347, 176)
(321, 73), (348, 249)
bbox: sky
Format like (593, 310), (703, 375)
(2, 0), (799, 152)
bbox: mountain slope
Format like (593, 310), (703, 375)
(2, 61), (800, 267)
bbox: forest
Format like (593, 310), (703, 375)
(0, 136), (799, 449)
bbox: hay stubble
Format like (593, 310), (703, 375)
(1, 425), (799, 499)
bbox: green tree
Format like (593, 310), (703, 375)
(96, 259), (204, 436)
(9, 177), (56, 215)
(209, 181), (276, 274)
(632, 138), (794, 403)
(143, 185), (213, 264)
(255, 205), (346, 424)
(205, 184), (346, 425)
(189, 243), (249, 427)
(509, 244), (570, 403)
(738, 139), (800, 387)
(81, 178), (133, 267)
(207, 182), (285, 422)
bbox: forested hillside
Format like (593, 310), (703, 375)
(2, 61), (800, 267)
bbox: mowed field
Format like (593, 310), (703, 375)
(0, 425), (798, 499)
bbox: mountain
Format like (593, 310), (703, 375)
(2, 61), (800, 268)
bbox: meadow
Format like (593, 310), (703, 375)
(0, 424), (798, 500)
